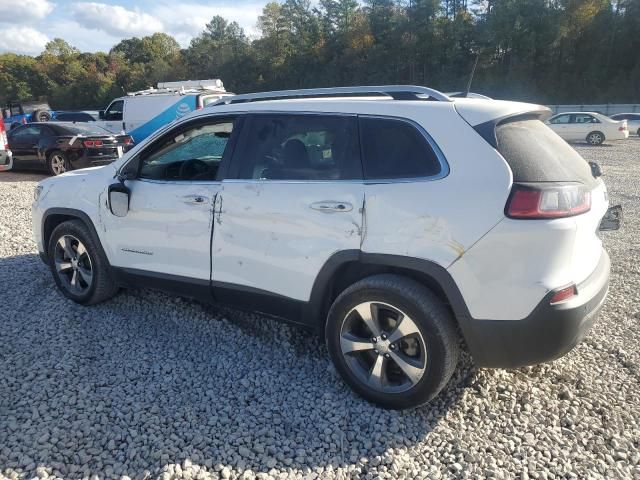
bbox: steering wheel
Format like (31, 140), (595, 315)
(178, 159), (209, 180)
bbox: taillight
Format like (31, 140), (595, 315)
(550, 284), (577, 304)
(123, 136), (133, 145)
(0, 120), (7, 149)
(83, 140), (103, 147)
(506, 183), (591, 219)
(619, 125), (627, 131)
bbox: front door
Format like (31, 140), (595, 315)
(96, 100), (125, 134)
(101, 115), (239, 282)
(212, 113), (364, 304)
(7, 124), (42, 167)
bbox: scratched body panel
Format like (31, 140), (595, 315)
(211, 181), (364, 301)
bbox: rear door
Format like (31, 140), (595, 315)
(212, 113), (364, 305)
(571, 113), (599, 140)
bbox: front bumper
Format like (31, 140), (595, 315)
(461, 249), (610, 368)
(0, 150), (12, 171)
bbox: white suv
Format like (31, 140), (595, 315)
(32, 86), (619, 409)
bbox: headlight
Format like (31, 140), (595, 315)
(34, 185), (43, 202)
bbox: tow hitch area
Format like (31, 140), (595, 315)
(600, 204), (622, 231)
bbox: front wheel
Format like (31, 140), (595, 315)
(48, 220), (118, 305)
(586, 131), (605, 145)
(326, 274), (459, 409)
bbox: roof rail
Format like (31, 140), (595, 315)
(207, 85), (452, 107)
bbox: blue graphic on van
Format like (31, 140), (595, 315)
(128, 96), (197, 143)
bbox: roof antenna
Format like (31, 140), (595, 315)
(463, 54), (479, 98)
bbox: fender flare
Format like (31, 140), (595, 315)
(41, 207), (104, 262)
(307, 250), (472, 328)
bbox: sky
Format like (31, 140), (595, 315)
(0, 0), (266, 55)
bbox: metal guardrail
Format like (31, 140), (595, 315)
(548, 104), (640, 115)
(208, 85), (453, 107)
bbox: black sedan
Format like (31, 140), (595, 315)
(7, 122), (134, 176)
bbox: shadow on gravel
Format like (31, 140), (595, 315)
(0, 253), (473, 479)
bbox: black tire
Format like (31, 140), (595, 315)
(586, 131), (605, 145)
(636, 128), (640, 137)
(46, 150), (70, 176)
(33, 109), (51, 122)
(47, 220), (118, 305)
(326, 274), (459, 409)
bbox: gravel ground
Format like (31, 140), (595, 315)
(1, 139), (639, 480)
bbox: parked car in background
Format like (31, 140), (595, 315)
(547, 112), (628, 145)
(52, 111), (96, 122)
(609, 113), (640, 136)
(94, 79), (232, 143)
(0, 118), (11, 172)
(2, 100), (55, 129)
(7, 122), (133, 176)
(32, 86), (619, 409)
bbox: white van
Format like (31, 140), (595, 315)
(94, 79), (232, 143)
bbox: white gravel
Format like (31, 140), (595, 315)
(1, 140), (639, 480)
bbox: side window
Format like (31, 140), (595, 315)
(11, 125), (40, 140)
(550, 114), (571, 124)
(139, 118), (235, 181)
(359, 117), (442, 180)
(104, 100), (124, 121)
(232, 114), (361, 181)
(573, 114), (598, 124)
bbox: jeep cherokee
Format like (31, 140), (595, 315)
(32, 86), (619, 409)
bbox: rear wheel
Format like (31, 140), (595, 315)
(47, 220), (118, 305)
(47, 151), (69, 176)
(586, 131), (605, 145)
(326, 274), (459, 409)
(636, 128), (640, 137)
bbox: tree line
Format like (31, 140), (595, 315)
(1, 0), (638, 110)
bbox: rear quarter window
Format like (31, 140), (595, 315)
(495, 119), (596, 186)
(359, 117), (442, 180)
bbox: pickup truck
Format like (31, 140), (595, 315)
(2, 101), (54, 130)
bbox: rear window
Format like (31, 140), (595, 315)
(495, 119), (596, 186)
(58, 124), (111, 135)
(359, 117), (442, 180)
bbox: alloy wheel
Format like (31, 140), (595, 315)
(53, 235), (93, 294)
(588, 133), (602, 145)
(340, 301), (427, 393)
(50, 155), (67, 175)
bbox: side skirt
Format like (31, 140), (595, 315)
(111, 267), (313, 330)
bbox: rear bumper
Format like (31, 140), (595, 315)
(461, 249), (610, 368)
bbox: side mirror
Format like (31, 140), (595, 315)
(108, 182), (130, 217)
(98, 110), (105, 120)
(589, 161), (602, 178)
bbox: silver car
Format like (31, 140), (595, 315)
(610, 113), (640, 136)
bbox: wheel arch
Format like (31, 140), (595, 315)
(41, 208), (103, 263)
(308, 251), (471, 336)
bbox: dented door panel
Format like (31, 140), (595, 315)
(101, 179), (220, 280)
(211, 180), (364, 301)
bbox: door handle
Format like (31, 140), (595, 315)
(310, 201), (353, 213)
(181, 194), (209, 205)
